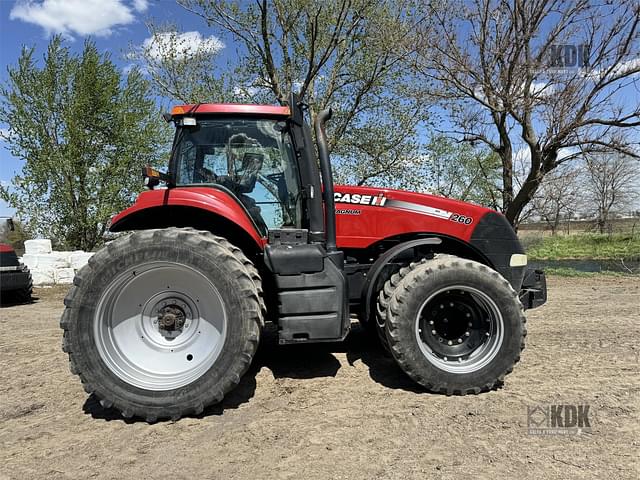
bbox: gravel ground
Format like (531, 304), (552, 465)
(1, 276), (639, 480)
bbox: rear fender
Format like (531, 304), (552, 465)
(109, 188), (266, 251)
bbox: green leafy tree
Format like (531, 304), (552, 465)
(134, 0), (430, 187)
(0, 36), (169, 250)
(426, 135), (502, 208)
(0, 218), (30, 256)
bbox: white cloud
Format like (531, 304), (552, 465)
(122, 63), (135, 74)
(557, 146), (580, 162)
(513, 145), (531, 164)
(530, 80), (557, 96)
(586, 57), (640, 81)
(9, 0), (146, 37)
(132, 0), (148, 12)
(233, 85), (261, 98)
(142, 31), (225, 61)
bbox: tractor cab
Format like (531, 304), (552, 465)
(169, 111), (300, 232)
(158, 96), (350, 344)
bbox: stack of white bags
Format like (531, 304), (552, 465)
(19, 239), (94, 285)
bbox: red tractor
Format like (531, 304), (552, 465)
(60, 95), (546, 421)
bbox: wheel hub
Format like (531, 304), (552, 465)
(94, 262), (228, 391)
(157, 303), (187, 338)
(415, 286), (504, 373)
(419, 290), (489, 362)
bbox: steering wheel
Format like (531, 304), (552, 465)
(196, 166), (218, 183)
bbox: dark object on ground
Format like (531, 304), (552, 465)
(1, 242), (32, 305)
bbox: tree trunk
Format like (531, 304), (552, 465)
(504, 174), (542, 227)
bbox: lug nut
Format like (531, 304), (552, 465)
(485, 332), (490, 337)
(465, 331), (470, 336)
(443, 356), (448, 361)
(431, 329), (437, 335)
(443, 318), (448, 323)
(429, 320), (434, 325)
(449, 302), (454, 307)
(466, 313), (471, 318)
(457, 338), (463, 343)
(440, 304), (444, 309)
(447, 340), (453, 345)
(468, 322), (473, 327)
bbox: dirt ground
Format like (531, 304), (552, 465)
(1, 276), (638, 480)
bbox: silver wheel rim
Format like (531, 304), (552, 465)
(94, 261), (227, 391)
(415, 285), (504, 374)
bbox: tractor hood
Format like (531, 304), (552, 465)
(334, 184), (526, 288)
(333, 184), (497, 248)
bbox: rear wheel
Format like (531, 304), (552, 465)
(60, 228), (263, 421)
(384, 255), (526, 395)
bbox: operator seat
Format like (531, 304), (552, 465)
(223, 133), (268, 232)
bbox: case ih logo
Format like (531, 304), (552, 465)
(527, 404), (592, 435)
(334, 192), (387, 206)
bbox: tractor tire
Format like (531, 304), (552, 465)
(384, 254), (526, 395)
(375, 259), (429, 350)
(60, 228), (263, 422)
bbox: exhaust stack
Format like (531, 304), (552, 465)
(314, 108), (336, 252)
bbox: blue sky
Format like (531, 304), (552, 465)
(0, 0), (230, 216)
(0, 1), (638, 218)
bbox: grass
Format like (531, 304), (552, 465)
(525, 233), (640, 260)
(543, 267), (630, 277)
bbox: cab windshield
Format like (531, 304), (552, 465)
(172, 117), (302, 231)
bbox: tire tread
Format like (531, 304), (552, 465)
(60, 227), (264, 421)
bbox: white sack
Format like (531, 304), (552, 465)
(55, 268), (76, 284)
(24, 239), (52, 255)
(31, 268), (56, 285)
(22, 254), (69, 269)
(70, 251), (94, 270)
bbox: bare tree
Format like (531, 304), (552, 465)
(531, 164), (582, 235)
(584, 152), (640, 233)
(413, 0), (640, 226)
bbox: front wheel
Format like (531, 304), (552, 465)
(384, 255), (526, 395)
(60, 228), (263, 421)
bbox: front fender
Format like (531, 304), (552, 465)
(361, 237), (442, 322)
